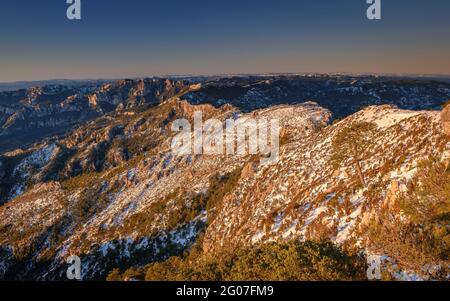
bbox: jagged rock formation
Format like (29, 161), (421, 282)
(0, 79), (193, 153)
(0, 76), (449, 280)
(2, 75), (450, 153)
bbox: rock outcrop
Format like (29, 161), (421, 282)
(1, 76), (450, 280)
(441, 103), (450, 136)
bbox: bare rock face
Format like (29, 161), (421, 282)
(88, 94), (98, 107)
(383, 180), (400, 209)
(240, 161), (258, 179)
(441, 104), (450, 136)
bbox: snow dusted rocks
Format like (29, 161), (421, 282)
(202, 105), (447, 255)
(0, 97), (447, 280)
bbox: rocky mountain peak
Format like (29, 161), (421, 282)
(0, 76), (449, 281)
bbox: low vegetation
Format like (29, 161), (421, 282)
(364, 157), (450, 279)
(107, 240), (367, 281)
(206, 167), (242, 224)
(120, 167), (242, 236)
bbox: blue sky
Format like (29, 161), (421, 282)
(0, 0), (449, 81)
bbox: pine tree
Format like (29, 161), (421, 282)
(330, 122), (377, 186)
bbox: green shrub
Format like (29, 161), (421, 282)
(206, 168), (242, 224)
(364, 157), (450, 279)
(142, 240), (367, 281)
(228, 241), (367, 281)
(400, 157), (450, 223)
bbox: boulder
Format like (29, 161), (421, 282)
(241, 161), (258, 179)
(383, 180), (400, 209)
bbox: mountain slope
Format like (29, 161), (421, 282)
(204, 105), (448, 251)
(0, 86), (448, 280)
(0, 79), (192, 153)
(2, 75), (449, 154)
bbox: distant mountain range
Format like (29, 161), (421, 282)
(0, 79), (114, 93)
(1, 75), (450, 154)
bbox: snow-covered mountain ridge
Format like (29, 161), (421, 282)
(0, 82), (448, 280)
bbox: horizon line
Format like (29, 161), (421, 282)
(2, 72), (450, 85)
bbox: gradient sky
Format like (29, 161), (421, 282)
(0, 0), (450, 82)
